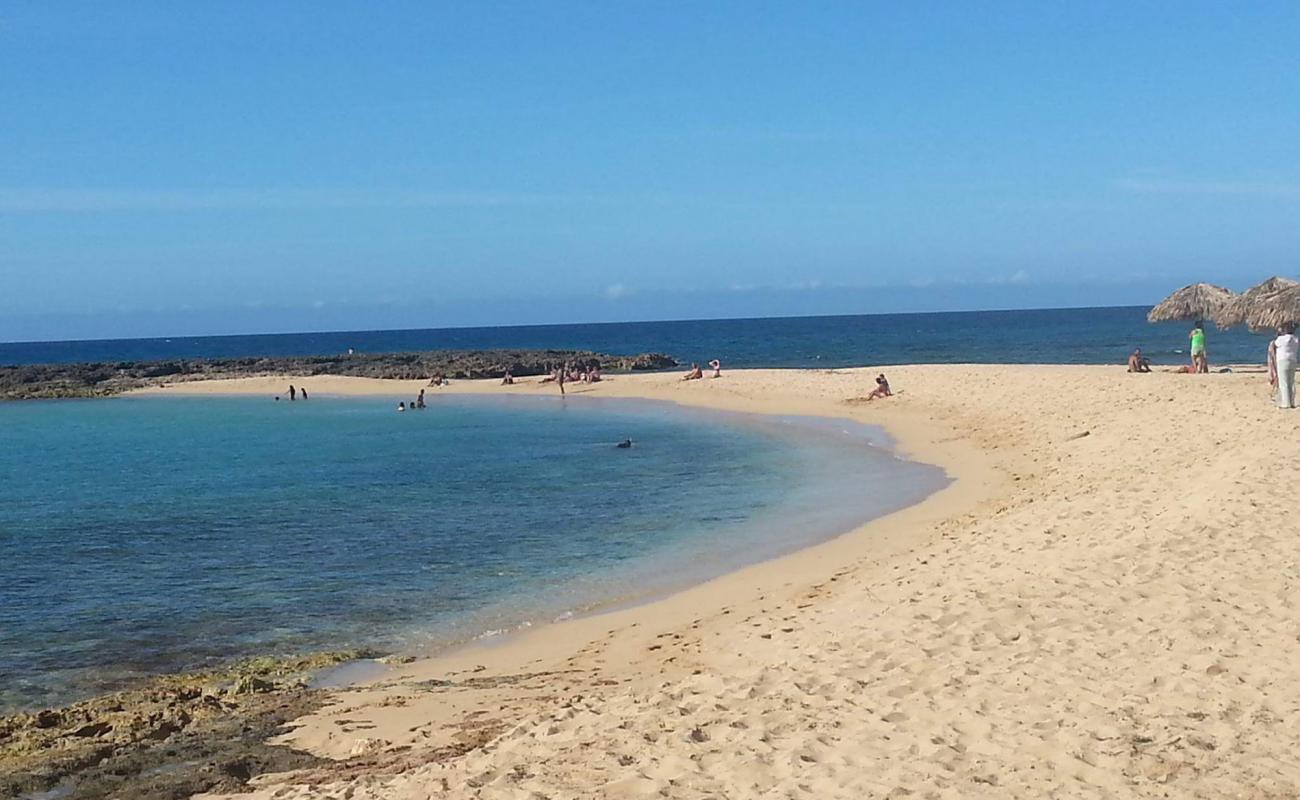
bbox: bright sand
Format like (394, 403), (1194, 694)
(136, 365), (1300, 798)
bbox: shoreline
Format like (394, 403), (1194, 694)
(6, 370), (974, 800)
(135, 370), (1003, 765)
(19, 364), (1298, 797)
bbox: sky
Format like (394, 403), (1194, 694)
(3, 2), (1300, 341)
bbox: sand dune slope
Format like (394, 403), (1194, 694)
(194, 365), (1300, 799)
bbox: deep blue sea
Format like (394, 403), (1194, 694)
(0, 393), (944, 712)
(0, 306), (1273, 368)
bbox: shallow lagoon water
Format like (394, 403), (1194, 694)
(0, 393), (945, 711)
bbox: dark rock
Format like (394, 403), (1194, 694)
(1, 349), (679, 400)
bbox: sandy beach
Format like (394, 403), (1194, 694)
(134, 365), (1300, 799)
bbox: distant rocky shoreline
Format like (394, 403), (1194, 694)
(0, 349), (678, 400)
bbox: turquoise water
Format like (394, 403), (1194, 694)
(0, 394), (945, 711)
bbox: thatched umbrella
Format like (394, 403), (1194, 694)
(1219, 276), (1299, 330)
(1146, 283), (1237, 327)
(1243, 284), (1300, 332)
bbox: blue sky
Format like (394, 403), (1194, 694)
(3, 2), (1299, 341)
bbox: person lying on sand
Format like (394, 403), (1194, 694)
(866, 374), (892, 400)
(1127, 348), (1151, 373)
(709, 359), (722, 378)
(1170, 364), (1196, 374)
(683, 363), (704, 381)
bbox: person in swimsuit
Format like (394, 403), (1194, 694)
(1127, 348), (1151, 373)
(709, 359), (721, 378)
(682, 363), (703, 381)
(288, 384), (297, 401)
(866, 373), (892, 400)
(1190, 322), (1207, 373)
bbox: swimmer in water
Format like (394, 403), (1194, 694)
(616, 439), (633, 449)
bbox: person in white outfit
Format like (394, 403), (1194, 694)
(1268, 323), (1299, 408)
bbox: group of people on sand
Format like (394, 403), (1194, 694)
(1128, 322), (1209, 374)
(538, 362), (603, 395)
(682, 359), (722, 380)
(1126, 320), (1300, 409)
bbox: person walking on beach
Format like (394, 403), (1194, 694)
(1268, 323), (1299, 408)
(558, 362), (567, 396)
(1189, 322), (1208, 373)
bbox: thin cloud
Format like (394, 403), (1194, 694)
(1115, 178), (1300, 198)
(0, 188), (591, 212)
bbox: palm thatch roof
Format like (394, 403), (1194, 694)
(1146, 283), (1237, 326)
(1218, 276), (1299, 330)
(1242, 284), (1300, 331)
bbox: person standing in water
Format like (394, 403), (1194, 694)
(300, 388), (308, 400)
(1189, 322), (1207, 373)
(288, 384), (297, 401)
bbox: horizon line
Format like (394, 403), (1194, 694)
(0, 303), (1153, 348)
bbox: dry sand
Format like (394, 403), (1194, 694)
(144, 366), (1300, 799)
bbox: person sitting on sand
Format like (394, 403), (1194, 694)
(683, 363), (703, 381)
(502, 371), (515, 385)
(709, 359), (721, 378)
(539, 369), (556, 384)
(867, 373), (892, 400)
(588, 366), (602, 383)
(1127, 348), (1151, 373)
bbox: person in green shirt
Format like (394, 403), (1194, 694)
(1189, 321), (1207, 373)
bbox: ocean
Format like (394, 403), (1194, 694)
(0, 394), (945, 712)
(0, 306), (1273, 369)
(0, 305), (1259, 712)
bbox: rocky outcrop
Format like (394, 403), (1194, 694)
(0, 349), (678, 400)
(0, 650), (380, 800)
